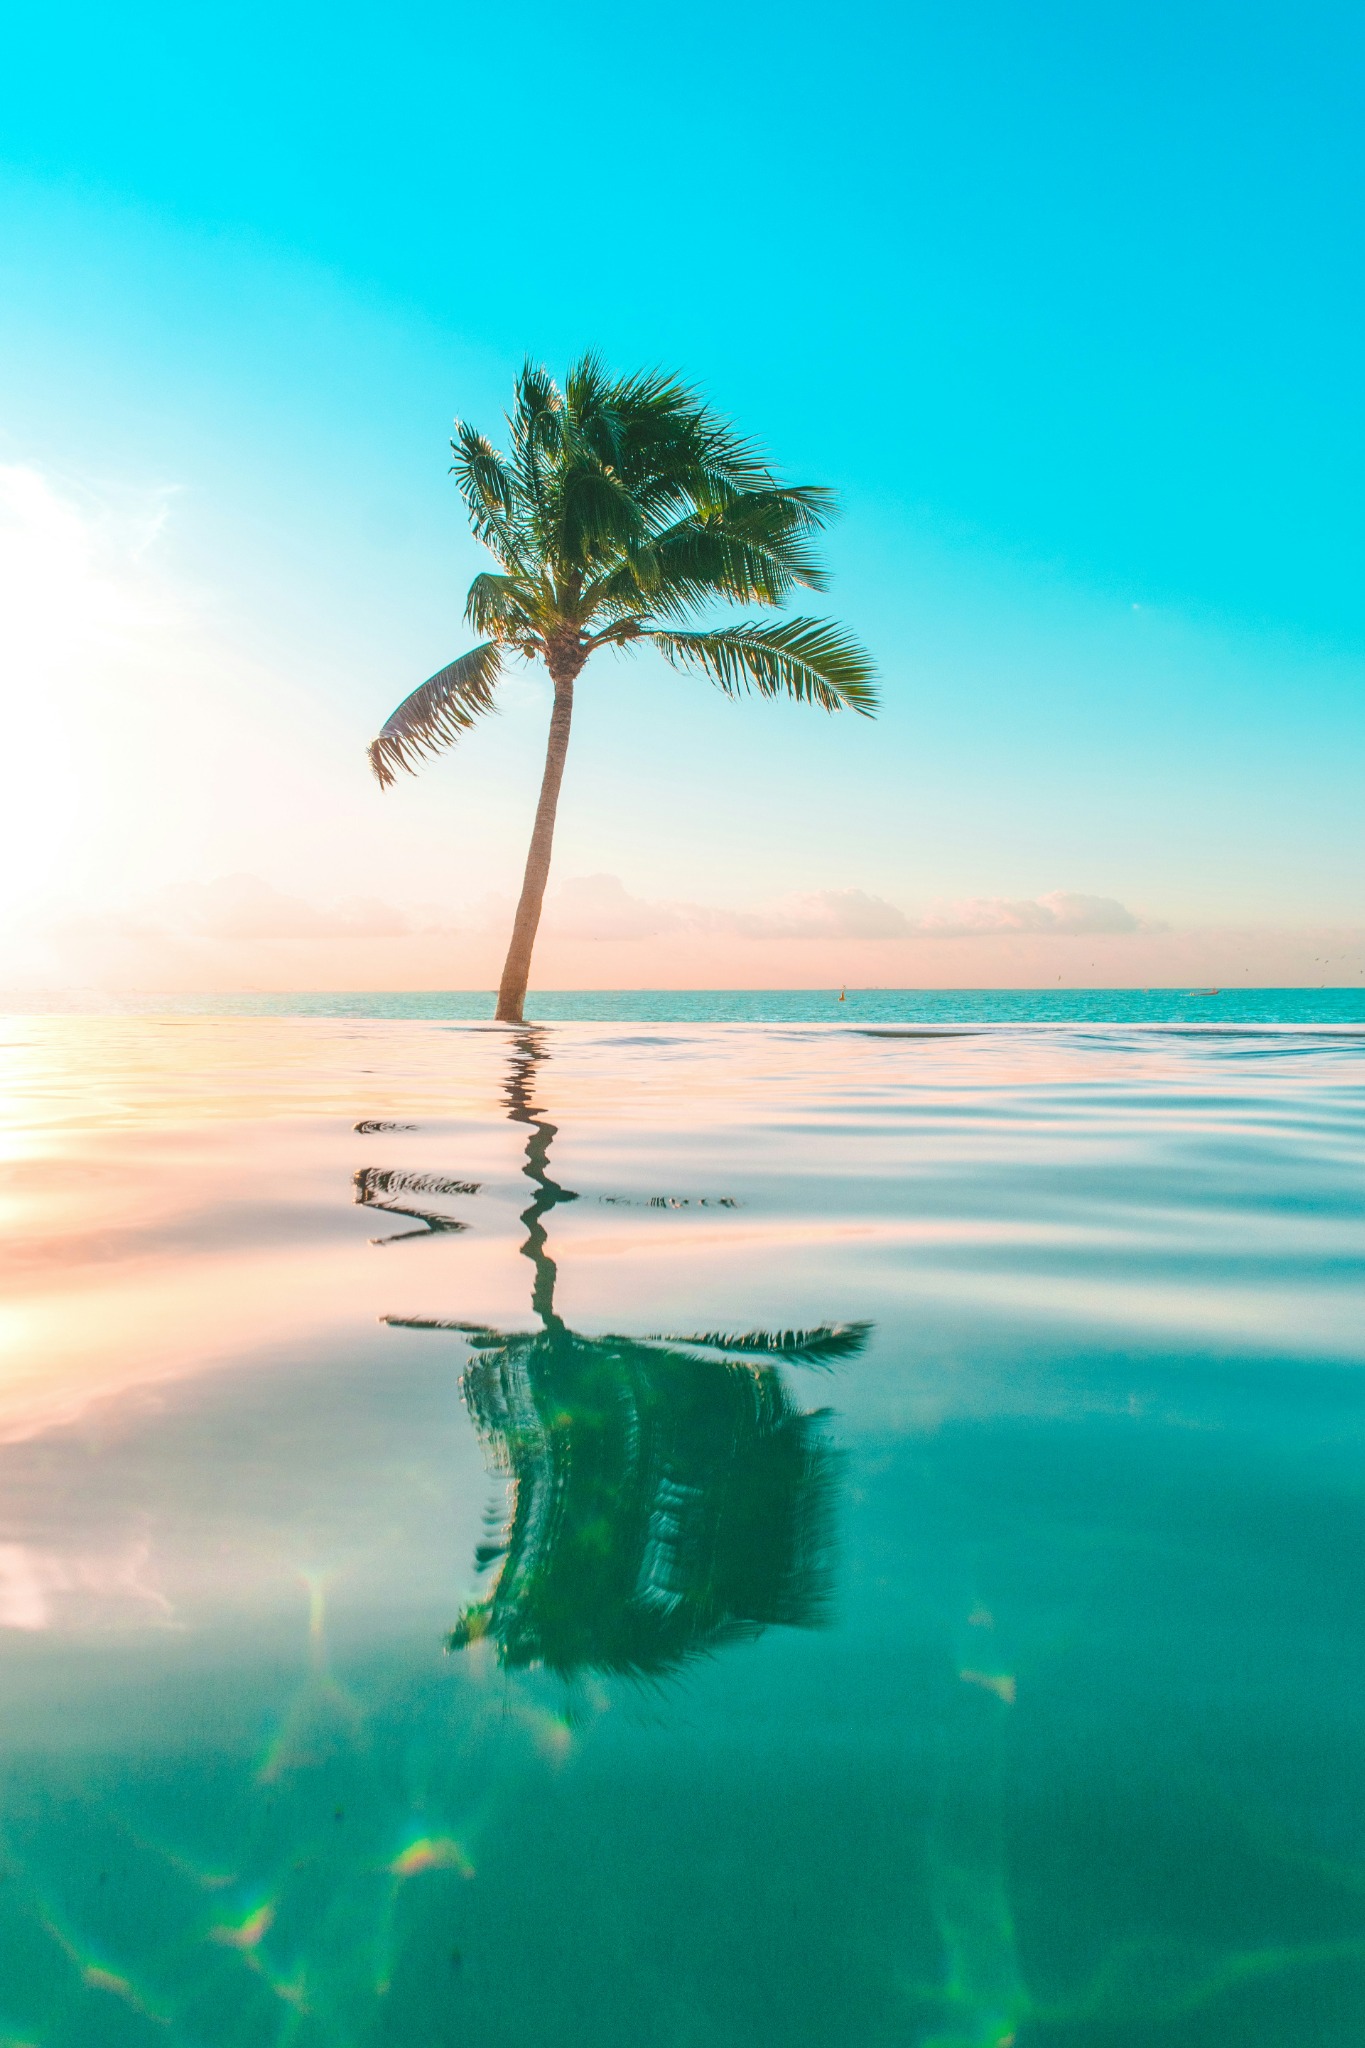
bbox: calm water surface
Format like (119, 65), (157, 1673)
(20, 987), (1365, 1025)
(2, 1016), (1364, 2046)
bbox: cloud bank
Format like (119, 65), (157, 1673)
(546, 876), (917, 942)
(154, 875), (415, 942)
(914, 890), (1149, 937)
(542, 875), (1148, 943)
(9, 869), (1354, 997)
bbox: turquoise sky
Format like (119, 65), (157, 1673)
(2, 0), (1362, 985)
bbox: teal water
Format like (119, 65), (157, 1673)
(11, 986), (1365, 1024)
(2, 1015), (1364, 2045)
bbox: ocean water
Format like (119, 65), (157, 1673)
(13, 985), (1365, 1024)
(1, 1014), (1364, 2046)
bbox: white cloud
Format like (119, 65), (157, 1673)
(0, 463), (176, 663)
(0, 463), (365, 930)
(541, 877), (912, 943)
(914, 890), (1148, 937)
(0, 872), (472, 991)
(730, 889), (913, 940)
(548, 873), (680, 941)
(152, 873), (413, 941)
(540, 876), (1145, 943)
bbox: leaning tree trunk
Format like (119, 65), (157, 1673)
(495, 647), (583, 1024)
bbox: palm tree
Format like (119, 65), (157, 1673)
(367, 356), (877, 1024)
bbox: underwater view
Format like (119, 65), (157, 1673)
(1, 1014), (1363, 2046)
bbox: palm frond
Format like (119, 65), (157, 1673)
(450, 424), (528, 571)
(382, 1316), (498, 1335)
(649, 504), (829, 607)
(368, 642), (503, 787)
(706, 484), (837, 549)
(564, 352), (626, 468)
(507, 361), (564, 555)
(577, 482), (838, 622)
(586, 618), (644, 650)
(511, 360), (562, 444)
(566, 362), (781, 513)
(451, 422), (514, 518)
(649, 618), (878, 715)
(511, 362), (563, 472)
(689, 409), (787, 503)
(465, 571), (540, 641)
(355, 1168), (482, 1199)
(623, 373), (772, 496)
(557, 462), (646, 569)
(643, 1322), (874, 1368)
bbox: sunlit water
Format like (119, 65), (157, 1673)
(2, 1015), (1364, 2046)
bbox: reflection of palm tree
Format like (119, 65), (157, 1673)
(447, 1322), (852, 1677)
(390, 1031), (870, 1678)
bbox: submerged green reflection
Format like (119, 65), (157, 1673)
(394, 1030), (867, 1678)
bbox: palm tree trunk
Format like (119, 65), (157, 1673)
(495, 670), (576, 1024)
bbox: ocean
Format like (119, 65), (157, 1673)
(1, 1010), (1362, 2043)
(10, 983), (1365, 1023)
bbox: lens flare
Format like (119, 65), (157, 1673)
(959, 1670), (1016, 1705)
(212, 1902), (275, 1950)
(388, 1837), (474, 1880)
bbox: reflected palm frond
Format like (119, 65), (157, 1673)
(643, 1324), (874, 1369)
(354, 1166), (480, 1244)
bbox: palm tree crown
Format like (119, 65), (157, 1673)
(368, 356), (877, 1021)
